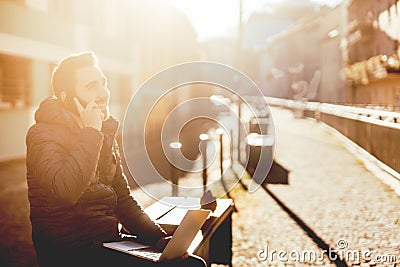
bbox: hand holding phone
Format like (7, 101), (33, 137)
(73, 97), (104, 131)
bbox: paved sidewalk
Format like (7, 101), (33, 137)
(1, 107), (399, 267)
(229, 107), (400, 267)
(133, 106), (400, 266)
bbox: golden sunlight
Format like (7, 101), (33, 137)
(169, 0), (240, 41)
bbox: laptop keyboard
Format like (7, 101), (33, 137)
(128, 247), (162, 261)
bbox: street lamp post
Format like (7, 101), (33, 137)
(199, 133), (217, 211)
(216, 128), (224, 179)
(199, 134), (209, 193)
(216, 128), (230, 196)
(237, 98), (242, 164)
(169, 141), (182, 197)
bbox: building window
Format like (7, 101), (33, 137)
(25, 0), (48, 13)
(0, 54), (31, 110)
(48, 0), (73, 21)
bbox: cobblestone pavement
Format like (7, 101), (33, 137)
(227, 107), (400, 267)
(1, 107), (399, 267)
(131, 106), (400, 267)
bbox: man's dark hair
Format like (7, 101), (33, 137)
(51, 51), (98, 97)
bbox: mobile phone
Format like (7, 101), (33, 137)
(64, 94), (88, 116)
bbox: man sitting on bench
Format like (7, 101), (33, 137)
(26, 51), (206, 267)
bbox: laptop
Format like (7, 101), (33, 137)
(103, 209), (210, 262)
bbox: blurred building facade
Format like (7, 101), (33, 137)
(255, 4), (347, 103)
(250, 0), (400, 107)
(344, 0), (400, 108)
(0, 0), (201, 161)
(0, 0), (138, 160)
(240, 3), (321, 97)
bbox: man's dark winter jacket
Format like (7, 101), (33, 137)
(26, 98), (166, 263)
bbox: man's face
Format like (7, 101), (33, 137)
(75, 65), (110, 118)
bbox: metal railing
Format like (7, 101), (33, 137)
(266, 97), (400, 179)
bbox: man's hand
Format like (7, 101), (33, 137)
(74, 97), (104, 131)
(181, 252), (189, 259)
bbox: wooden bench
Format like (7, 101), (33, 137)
(145, 197), (235, 266)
